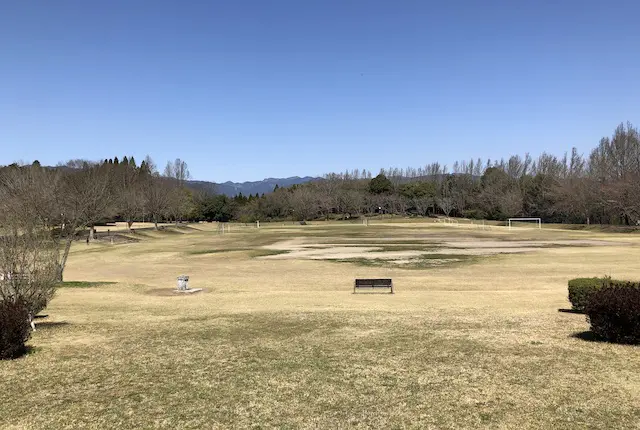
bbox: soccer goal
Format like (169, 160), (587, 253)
(508, 218), (542, 230)
(443, 218), (459, 226)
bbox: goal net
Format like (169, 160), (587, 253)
(508, 218), (542, 230)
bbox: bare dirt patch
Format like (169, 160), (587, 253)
(442, 239), (621, 248)
(259, 237), (625, 265)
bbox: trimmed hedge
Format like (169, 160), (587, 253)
(0, 300), (32, 360)
(585, 283), (640, 344)
(568, 277), (617, 312)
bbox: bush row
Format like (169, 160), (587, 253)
(0, 299), (31, 360)
(568, 277), (640, 344)
(585, 285), (640, 344)
(568, 277), (618, 312)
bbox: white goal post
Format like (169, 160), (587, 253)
(508, 218), (542, 230)
(443, 218), (459, 226)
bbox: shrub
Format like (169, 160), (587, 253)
(0, 299), (31, 360)
(568, 277), (615, 312)
(585, 284), (640, 344)
(0, 225), (60, 316)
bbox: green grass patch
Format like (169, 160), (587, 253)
(559, 224), (640, 233)
(249, 249), (290, 258)
(187, 244), (289, 258)
(57, 281), (117, 288)
(128, 230), (155, 238)
(152, 227), (186, 235)
(188, 248), (252, 255)
(330, 253), (477, 270)
(369, 245), (441, 253)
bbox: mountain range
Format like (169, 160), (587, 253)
(187, 176), (319, 197)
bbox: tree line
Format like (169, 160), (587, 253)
(214, 122), (640, 226)
(0, 156), (195, 281)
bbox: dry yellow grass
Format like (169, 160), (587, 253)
(1, 221), (640, 429)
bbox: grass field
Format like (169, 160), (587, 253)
(1, 220), (640, 429)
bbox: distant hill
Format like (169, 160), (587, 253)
(187, 176), (319, 197)
(37, 162), (319, 197)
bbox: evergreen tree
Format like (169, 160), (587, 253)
(139, 160), (150, 176)
(114, 157), (119, 165)
(129, 156), (136, 168)
(369, 173), (393, 194)
(122, 156), (129, 166)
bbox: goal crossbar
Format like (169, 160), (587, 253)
(508, 218), (542, 230)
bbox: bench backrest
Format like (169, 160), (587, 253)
(355, 278), (392, 287)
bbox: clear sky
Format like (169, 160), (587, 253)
(1, 1), (639, 182)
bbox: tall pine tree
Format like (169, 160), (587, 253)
(139, 160), (149, 175)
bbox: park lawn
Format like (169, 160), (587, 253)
(1, 221), (639, 429)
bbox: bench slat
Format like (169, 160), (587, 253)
(354, 278), (394, 293)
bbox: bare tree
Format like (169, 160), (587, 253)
(61, 162), (116, 242)
(0, 174), (60, 318)
(555, 176), (595, 224)
(451, 174), (474, 216)
(0, 227), (59, 317)
(500, 190), (524, 218)
(437, 197), (455, 218)
(116, 163), (144, 231)
(553, 149), (595, 224)
(164, 158), (191, 186)
(316, 175), (340, 219)
(0, 164), (61, 230)
(290, 186), (319, 221)
(29, 162), (117, 280)
(167, 187), (194, 225)
(337, 188), (365, 218)
(164, 159), (191, 225)
(0, 164), (72, 281)
(413, 196), (432, 216)
(142, 175), (171, 230)
(141, 155), (158, 176)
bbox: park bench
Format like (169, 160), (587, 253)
(354, 278), (394, 294)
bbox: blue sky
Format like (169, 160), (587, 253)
(1, 1), (639, 182)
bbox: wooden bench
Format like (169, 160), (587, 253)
(354, 278), (394, 294)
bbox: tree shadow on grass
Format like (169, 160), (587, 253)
(558, 308), (584, 314)
(571, 331), (606, 343)
(58, 281), (116, 288)
(572, 331), (640, 346)
(35, 321), (70, 331)
(1, 346), (40, 361)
